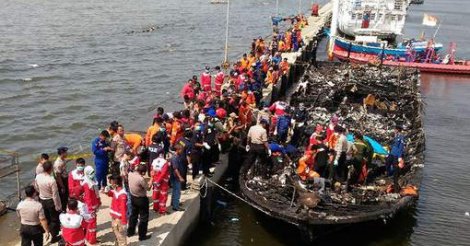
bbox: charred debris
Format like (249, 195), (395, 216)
(241, 63), (425, 224)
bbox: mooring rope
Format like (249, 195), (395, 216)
(203, 177), (268, 213)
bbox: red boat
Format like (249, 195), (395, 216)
(333, 45), (470, 75)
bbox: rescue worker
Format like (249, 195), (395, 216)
(36, 153), (49, 176)
(170, 144), (186, 211)
(147, 133), (165, 176)
(124, 132), (143, 156)
(82, 166), (101, 245)
(170, 111), (183, 146)
(17, 185), (51, 246)
(245, 120), (270, 178)
(127, 165), (151, 241)
(332, 126), (348, 182)
(275, 109), (292, 143)
(180, 79), (195, 101)
(111, 125), (129, 176)
(349, 133), (372, 186)
(386, 125), (406, 192)
(201, 66), (212, 92)
(105, 175), (127, 246)
(297, 150), (320, 181)
(190, 121), (205, 179)
(214, 66), (225, 96)
(68, 158), (85, 201)
(91, 130), (112, 191)
(54, 146), (70, 211)
(145, 116), (162, 148)
(150, 156), (170, 214)
(35, 161), (61, 242)
(60, 199), (86, 246)
(175, 129), (193, 189)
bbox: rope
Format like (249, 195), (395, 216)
(203, 177), (267, 213)
(199, 177), (208, 199)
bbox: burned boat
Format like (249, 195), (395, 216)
(239, 62), (425, 241)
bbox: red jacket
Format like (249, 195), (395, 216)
(180, 83), (195, 100)
(108, 187), (127, 225)
(151, 158), (170, 184)
(83, 182), (101, 212)
(201, 72), (212, 91)
(215, 71), (224, 87)
(60, 211), (86, 246)
(68, 170), (84, 200)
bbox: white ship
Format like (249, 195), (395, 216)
(337, 0), (408, 39)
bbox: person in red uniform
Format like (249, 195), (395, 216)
(68, 158), (85, 201)
(60, 199), (86, 246)
(106, 175), (127, 246)
(201, 66), (212, 92)
(180, 79), (195, 100)
(82, 166), (101, 245)
(150, 156), (170, 214)
(214, 66), (225, 96)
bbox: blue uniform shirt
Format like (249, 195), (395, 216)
(390, 134), (405, 158)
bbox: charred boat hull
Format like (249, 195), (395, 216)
(239, 62), (425, 242)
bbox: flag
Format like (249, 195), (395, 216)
(422, 14), (438, 27)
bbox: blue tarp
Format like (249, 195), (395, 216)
(347, 133), (388, 155)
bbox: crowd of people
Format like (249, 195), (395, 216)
(15, 7), (406, 246)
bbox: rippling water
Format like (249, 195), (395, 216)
(0, 0), (314, 193)
(1, 0), (470, 245)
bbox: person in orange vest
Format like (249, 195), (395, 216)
(149, 156), (170, 214)
(296, 150), (320, 181)
(82, 166), (101, 245)
(106, 175), (127, 246)
(68, 158), (85, 201)
(170, 111), (184, 146)
(214, 66), (225, 96)
(201, 66), (212, 92)
(285, 31), (292, 51)
(280, 57), (290, 75)
(145, 114), (163, 147)
(59, 199), (86, 246)
(240, 53), (250, 70)
(124, 133), (143, 156)
(278, 38), (286, 52)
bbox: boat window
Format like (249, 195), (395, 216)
(358, 13), (363, 20)
(378, 13), (383, 20)
(398, 15), (403, 21)
(351, 13), (356, 20)
(391, 15), (396, 21)
(370, 13), (376, 20)
(394, 0), (403, 10)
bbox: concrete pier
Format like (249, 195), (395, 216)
(282, 2), (333, 64)
(10, 3), (332, 246)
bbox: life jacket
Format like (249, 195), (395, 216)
(68, 169), (84, 200)
(240, 58), (250, 70)
(60, 211), (86, 246)
(108, 188), (127, 224)
(400, 185), (418, 197)
(280, 61), (289, 74)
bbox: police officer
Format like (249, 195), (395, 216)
(35, 161), (61, 242)
(17, 185), (51, 246)
(127, 165), (151, 241)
